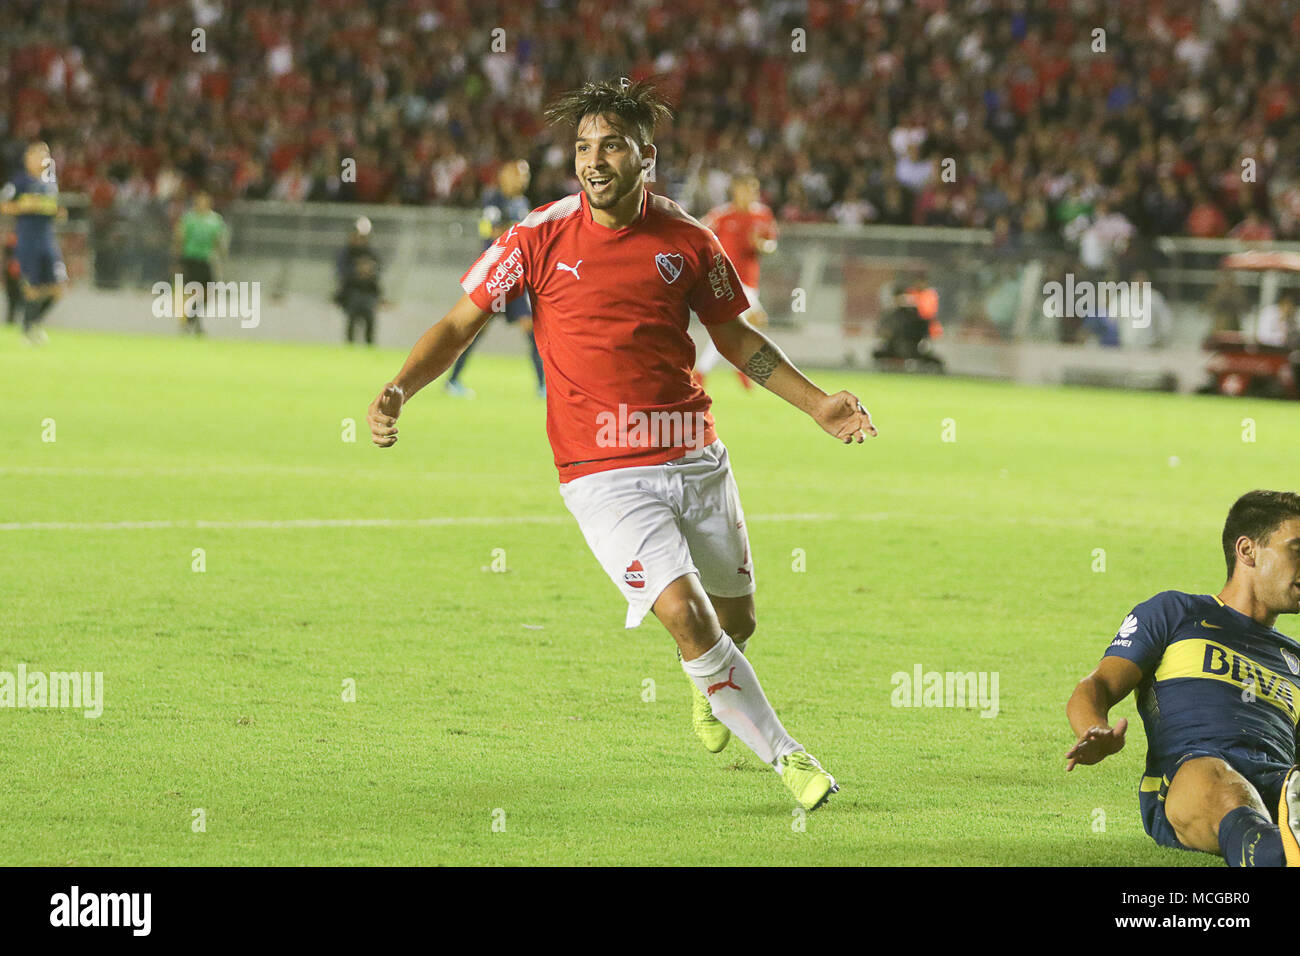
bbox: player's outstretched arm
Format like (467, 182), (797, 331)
(1064, 656), (1142, 771)
(707, 317), (878, 444)
(367, 293), (492, 447)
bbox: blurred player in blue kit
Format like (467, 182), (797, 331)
(443, 159), (545, 398)
(0, 141), (67, 345)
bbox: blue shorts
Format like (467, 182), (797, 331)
(1139, 746), (1291, 850)
(16, 237), (65, 287)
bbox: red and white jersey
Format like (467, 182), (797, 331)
(701, 201), (778, 288)
(460, 189), (748, 482)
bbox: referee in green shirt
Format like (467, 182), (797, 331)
(171, 191), (228, 335)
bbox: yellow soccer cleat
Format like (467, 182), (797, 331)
(690, 678), (731, 753)
(780, 750), (839, 810)
(1280, 765), (1300, 867)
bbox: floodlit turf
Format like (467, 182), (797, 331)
(2, 326), (1294, 866)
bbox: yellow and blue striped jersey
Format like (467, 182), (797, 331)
(1105, 590), (1300, 769)
(1, 170), (59, 245)
(479, 189), (530, 248)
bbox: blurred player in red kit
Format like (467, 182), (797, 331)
(695, 173), (779, 390)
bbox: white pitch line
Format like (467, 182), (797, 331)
(0, 464), (515, 481)
(0, 513), (879, 532)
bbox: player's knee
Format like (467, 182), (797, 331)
(654, 590), (718, 642)
(1165, 795), (1218, 850)
(1164, 800), (1202, 843)
(1167, 758), (1258, 850)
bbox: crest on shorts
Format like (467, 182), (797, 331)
(655, 252), (683, 284)
(624, 559), (645, 589)
(1281, 647), (1299, 675)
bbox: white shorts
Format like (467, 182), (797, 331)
(740, 282), (763, 316)
(559, 439), (755, 628)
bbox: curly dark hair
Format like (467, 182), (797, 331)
(543, 78), (673, 150)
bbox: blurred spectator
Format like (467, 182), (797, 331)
(874, 272), (943, 370)
(1207, 271), (1250, 333)
(334, 216), (382, 345)
(1256, 293), (1298, 347)
(1, 0), (1296, 243)
(1079, 198), (1135, 272)
(1228, 210), (1276, 241)
(271, 159), (310, 203)
(1186, 189), (1229, 238)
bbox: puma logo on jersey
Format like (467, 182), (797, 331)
(556, 259), (583, 280)
(707, 666), (741, 696)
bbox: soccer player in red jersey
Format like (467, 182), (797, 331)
(367, 80), (877, 810)
(696, 173), (779, 390)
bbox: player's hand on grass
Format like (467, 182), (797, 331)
(814, 390), (878, 443)
(1065, 717), (1127, 771)
(368, 383), (405, 447)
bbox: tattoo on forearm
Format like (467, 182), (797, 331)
(743, 343), (781, 385)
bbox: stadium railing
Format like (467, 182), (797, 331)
(11, 198), (1300, 392)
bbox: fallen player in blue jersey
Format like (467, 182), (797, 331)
(1066, 489), (1300, 866)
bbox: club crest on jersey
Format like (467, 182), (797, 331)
(1282, 647), (1300, 676)
(624, 559), (646, 589)
(655, 252), (684, 285)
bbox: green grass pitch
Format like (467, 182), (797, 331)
(1, 326), (1293, 866)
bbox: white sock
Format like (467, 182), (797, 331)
(681, 631), (800, 767)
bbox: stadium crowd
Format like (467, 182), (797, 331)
(1, 0), (1298, 245)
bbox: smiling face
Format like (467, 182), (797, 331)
(574, 112), (651, 212)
